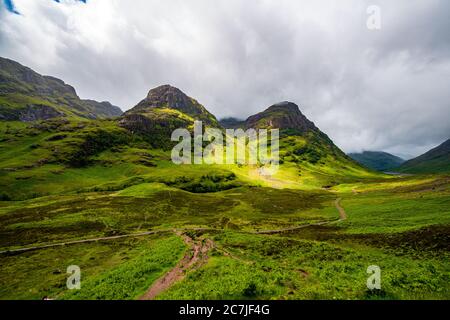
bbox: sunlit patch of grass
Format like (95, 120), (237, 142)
(0, 119), (449, 300)
(160, 230), (449, 300)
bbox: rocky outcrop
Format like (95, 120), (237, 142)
(19, 104), (64, 122)
(0, 103), (63, 121)
(245, 101), (318, 133)
(134, 85), (194, 112)
(128, 85), (219, 127)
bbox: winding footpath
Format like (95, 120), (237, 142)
(0, 197), (348, 299)
(137, 197), (349, 298)
(334, 197), (347, 220)
(139, 234), (214, 300)
(1, 198), (348, 254)
(0, 228), (213, 255)
(256, 197), (347, 234)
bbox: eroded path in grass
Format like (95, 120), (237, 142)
(139, 233), (214, 300)
(255, 198), (348, 234)
(0, 228), (213, 254)
(335, 198), (347, 220)
(139, 197), (349, 298)
(1, 198), (349, 254)
(255, 220), (336, 234)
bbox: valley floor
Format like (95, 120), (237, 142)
(0, 173), (449, 300)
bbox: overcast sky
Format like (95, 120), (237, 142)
(1, 0), (449, 158)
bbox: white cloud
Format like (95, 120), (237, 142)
(0, 0), (449, 157)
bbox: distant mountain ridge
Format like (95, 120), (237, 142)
(219, 117), (245, 129)
(82, 100), (123, 119)
(0, 58), (378, 176)
(0, 57), (122, 121)
(348, 151), (405, 172)
(119, 86), (365, 173)
(396, 139), (450, 173)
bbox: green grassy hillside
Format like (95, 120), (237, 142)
(0, 116), (377, 201)
(348, 151), (405, 172)
(0, 57), (122, 121)
(1, 173), (448, 300)
(0, 61), (448, 300)
(397, 139), (450, 173)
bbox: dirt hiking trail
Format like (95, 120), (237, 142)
(0, 227), (213, 255)
(334, 198), (348, 220)
(139, 233), (214, 300)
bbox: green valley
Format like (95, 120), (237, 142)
(0, 58), (449, 301)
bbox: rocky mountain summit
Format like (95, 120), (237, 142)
(119, 85), (220, 148)
(128, 85), (219, 126)
(218, 101), (357, 168)
(245, 101), (318, 133)
(0, 58), (367, 171)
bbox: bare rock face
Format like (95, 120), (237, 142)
(135, 85), (197, 113)
(245, 101), (318, 133)
(18, 104), (64, 122)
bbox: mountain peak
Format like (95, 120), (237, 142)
(133, 84), (200, 113)
(146, 84), (183, 100)
(142, 84), (203, 114)
(267, 101), (299, 111)
(245, 101), (317, 133)
(126, 85), (219, 126)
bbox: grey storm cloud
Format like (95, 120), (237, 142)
(1, 0), (449, 158)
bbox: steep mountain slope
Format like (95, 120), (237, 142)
(119, 85), (220, 148)
(0, 76), (376, 201)
(127, 85), (219, 126)
(244, 101), (317, 134)
(348, 151), (405, 172)
(396, 139), (450, 173)
(231, 101), (371, 180)
(0, 57), (122, 121)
